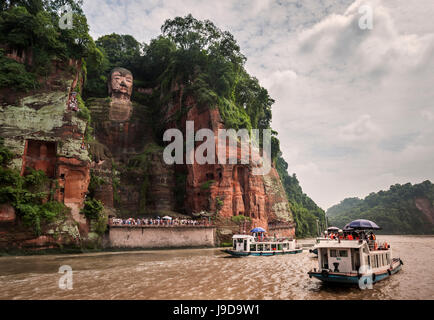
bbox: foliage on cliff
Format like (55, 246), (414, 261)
(81, 174), (107, 235)
(84, 15), (278, 157)
(0, 0), (98, 91)
(276, 157), (326, 238)
(327, 181), (434, 234)
(0, 49), (38, 91)
(0, 139), (68, 235)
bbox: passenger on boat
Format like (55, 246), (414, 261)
(347, 234), (354, 240)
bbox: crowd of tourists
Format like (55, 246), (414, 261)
(68, 92), (79, 112)
(324, 230), (376, 241)
(110, 217), (211, 227)
(323, 230), (388, 250)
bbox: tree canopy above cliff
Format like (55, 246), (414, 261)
(0, 0), (98, 91)
(85, 15), (279, 156)
(327, 181), (434, 234)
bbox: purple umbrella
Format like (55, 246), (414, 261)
(344, 219), (381, 230)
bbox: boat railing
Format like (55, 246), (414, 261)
(368, 240), (390, 251)
(254, 237), (294, 242)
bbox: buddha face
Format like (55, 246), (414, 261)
(109, 68), (133, 100)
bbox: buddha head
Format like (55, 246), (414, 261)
(108, 67), (133, 101)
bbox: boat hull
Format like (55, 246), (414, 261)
(225, 249), (303, 257)
(308, 262), (403, 285)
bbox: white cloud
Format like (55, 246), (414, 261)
(339, 114), (382, 142)
(82, 0), (434, 209)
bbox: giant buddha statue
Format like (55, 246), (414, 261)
(86, 67), (175, 215)
(108, 67), (134, 121)
(88, 67), (141, 161)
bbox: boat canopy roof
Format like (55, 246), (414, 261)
(232, 235), (255, 240)
(315, 240), (364, 249)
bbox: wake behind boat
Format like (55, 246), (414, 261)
(308, 219), (403, 286)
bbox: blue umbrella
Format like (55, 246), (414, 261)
(344, 219), (381, 230)
(250, 227), (266, 233)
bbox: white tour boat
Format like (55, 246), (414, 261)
(225, 234), (303, 257)
(308, 221), (403, 285)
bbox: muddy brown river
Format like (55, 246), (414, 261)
(0, 235), (433, 300)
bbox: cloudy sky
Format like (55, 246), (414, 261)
(83, 0), (434, 210)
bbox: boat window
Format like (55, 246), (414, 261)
(271, 244), (277, 251)
(330, 250), (337, 257)
(367, 256), (371, 267)
(258, 244), (263, 251)
(375, 255), (379, 268)
(386, 253), (390, 265)
(250, 244), (256, 251)
(237, 239), (244, 243)
(233, 240), (236, 249)
(265, 244), (271, 251)
(382, 254), (385, 266)
(339, 250), (348, 257)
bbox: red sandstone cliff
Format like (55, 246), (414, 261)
(0, 64), (92, 250)
(164, 93), (295, 236)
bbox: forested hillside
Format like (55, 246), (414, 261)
(276, 157), (326, 238)
(327, 181), (434, 234)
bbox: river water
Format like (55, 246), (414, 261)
(0, 235), (433, 300)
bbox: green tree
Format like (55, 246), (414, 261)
(327, 181), (434, 234)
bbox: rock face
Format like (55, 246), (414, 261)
(415, 198), (434, 225)
(0, 65), (295, 250)
(87, 70), (294, 235)
(0, 204), (15, 223)
(164, 94), (295, 236)
(0, 67), (92, 249)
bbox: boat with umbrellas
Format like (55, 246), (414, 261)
(308, 219), (403, 286)
(225, 227), (303, 257)
(309, 226), (341, 256)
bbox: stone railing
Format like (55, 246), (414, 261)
(268, 222), (296, 230)
(108, 221), (214, 228)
